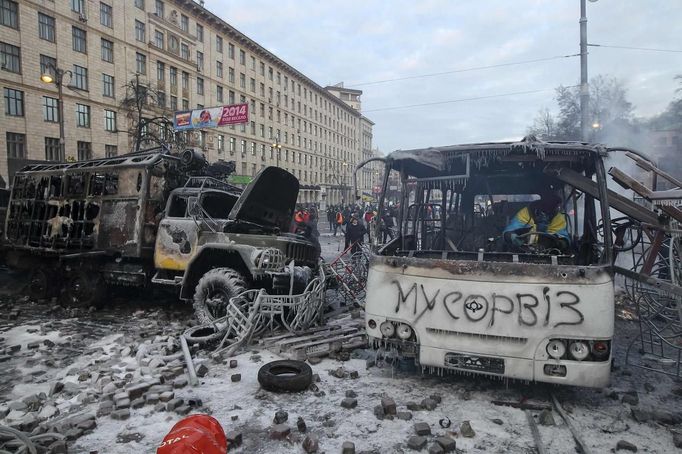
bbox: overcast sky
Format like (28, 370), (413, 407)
(204, 0), (681, 153)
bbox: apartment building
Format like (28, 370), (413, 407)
(0, 0), (373, 204)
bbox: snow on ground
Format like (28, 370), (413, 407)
(1, 225), (681, 453)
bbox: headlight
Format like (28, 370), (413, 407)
(591, 340), (610, 359)
(396, 324), (412, 340)
(379, 321), (395, 338)
(546, 339), (566, 359)
(568, 341), (590, 361)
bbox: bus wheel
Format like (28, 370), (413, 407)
(63, 270), (104, 308)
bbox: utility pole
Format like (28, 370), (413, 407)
(580, 0), (590, 142)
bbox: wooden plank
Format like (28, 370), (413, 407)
(491, 400), (551, 411)
(610, 167), (682, 223)
(625, 151), (682, 188)
(525, 410), (548, 454)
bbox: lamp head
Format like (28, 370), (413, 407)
(40, 73), (55, 84)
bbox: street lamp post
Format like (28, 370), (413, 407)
(40, 63), (72, 162)
(271, 138), (282, 168)
(342, 161), (349, 205)
(580, 0), (599, 141)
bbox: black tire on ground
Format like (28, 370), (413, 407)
(192, 267), (247, 324)
(257, 360), (313, 393)
(63, 270), (105, 308)
(183, 324), (225, 345)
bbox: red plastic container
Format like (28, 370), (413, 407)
(157, 415), (227, 454)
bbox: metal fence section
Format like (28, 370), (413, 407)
(328, 242), (370, 307)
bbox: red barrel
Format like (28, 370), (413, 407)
(157, 415), (227, 454)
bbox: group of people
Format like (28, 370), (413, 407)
(323, 204), (398, 252)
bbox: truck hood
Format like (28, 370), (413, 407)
(228, 166), (299, 232)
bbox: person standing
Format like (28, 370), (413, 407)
(344, 214), (367, 254)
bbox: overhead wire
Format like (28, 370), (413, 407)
(350, 53), (580, 87)
(363, 85), (579, 113)
(587, 43), (682, 54)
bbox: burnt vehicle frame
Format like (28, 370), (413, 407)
(354, 138), (618, 387)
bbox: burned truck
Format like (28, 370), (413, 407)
(358, 138), (617, 387)
(2, 149), (320, 322)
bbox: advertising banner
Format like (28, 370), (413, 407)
(174, 103), (249, 131)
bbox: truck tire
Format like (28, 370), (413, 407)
(193, 267), (247, 324)
(63, 270), (105, 308)
(257, 360), (313, 393)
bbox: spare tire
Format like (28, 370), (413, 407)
(257, 360), (313, 393)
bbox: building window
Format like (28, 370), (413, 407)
(100, 2), (112, 28)
(240, 140), (246, 154)
(155, 0), (164, 18)
(45, 137), (62, 161)
(157, 91), (165, 108)
(135, 0), (144, 10)
(156, 62), (165, 81)
(180, 43), (189, 60)
(43, 96), (59, 122)
(77, 141), (92, 161)
(76, 104), (90, 128)
(135, 20), (145, 42)
(101, 38), (113, 62)
(228, 43), (235, 59)
(40, 55), (56, 79)
(228, 90), (235, 105)
(239, 73), (245, 89)
(239, 49), (245, 65)
(216, 36), (223, 53)
(105, 144), (117, 157)
(251, 141), (256, 155)
(102, 73), (114, 97)
(38, 13), (55, 42)
(182, 98), (188, 110)
(72, 26), (87, 53)
(250, 121), (255, 135)
(196, 51), (203, 70)
(170, 95), (177, 110)
(228, 67), (235, 84)
(0, 0), (18, 29)
(182, 71), (189, 90)
(169, 66), (177, 86)
(136, 52), (146, 74)
(259, 61), (265, 76)
(104, 110), (116, 131)
(229, 137), (235, 152)
(73, 65), (88, 90)
(154, 30), (164, 49)
(216, 61), (223, 78)
(217, 135), (224, 152)
(217, 86), (223, 103)
(197, 77), (204, 95)
(168, 35), (179, 53)
(196, 24), (203, 42)
(71, 0), (85, 14)
(180, 14), (188, 32)
(0, 42), (21, 73)
(6, 132), (25, 159)
(4, 88), (23, 116)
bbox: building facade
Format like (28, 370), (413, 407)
(0, 0), (373, 204)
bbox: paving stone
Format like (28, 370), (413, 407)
(673, 433), (682, 449)
(341, 398), (358, 409)
(381, 397), (397, 415)
(111, 409), (130, 420)
(188, 398), (203, 407)
(145, 393), (159, 404)
(406, 402), (423, 411)
(460, 420), (476, 438)
(229, 359), (238, 368)
(226, 431), (243, 448)
(173, 376), (188, 389)
(175, 405), (191, 415)
(330, 367), (347, 378)
(166, 398), (184, 411)
(159, 391), (175, 402)
(429, 394), (442, 404)
(116, 431), (145, 443)
(302, 434), (319, 453)
(622, 392), (639, 406)
(47, 440), (67, 454)
(373, 405), (385, 420)
(231, 374), (241, 382)
(538, 409), (555, 426)
(349, 370), (359, 379)
(269, 423), (291, 440)
(421, 398), (438, 411)
(196, 364), (209, 377)
(346, 390), (357, 398)
(414, 422), (431, 436)
(428, 443), (445, 454)
(435, 436), (457, 452)
(397, 412), (413, 421)
(97, 401), (114, 417)
(297, 417), (307, 433)
(115, 398), (130, 410)
(307, 356), (322, 365)
(407, 436), (427, 450)
(341, 441), (355, 454)
(130, 398), (145, 409)
(126, 382), (152, 400)
(491, 418), (504, 425)
(48, 382), (64, 397)
(616, 440), (638, 452)
(274, 410), (289, 424)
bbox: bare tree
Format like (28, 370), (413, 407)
(119, 74), (187, 153)
(527, 107), (558, 140)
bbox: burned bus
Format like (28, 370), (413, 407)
(358, 138), (616, 387)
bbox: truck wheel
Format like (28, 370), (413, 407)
(27, 268), (52, 301)
(63, 270), (105, 308)
(193, 268), (246, 324)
